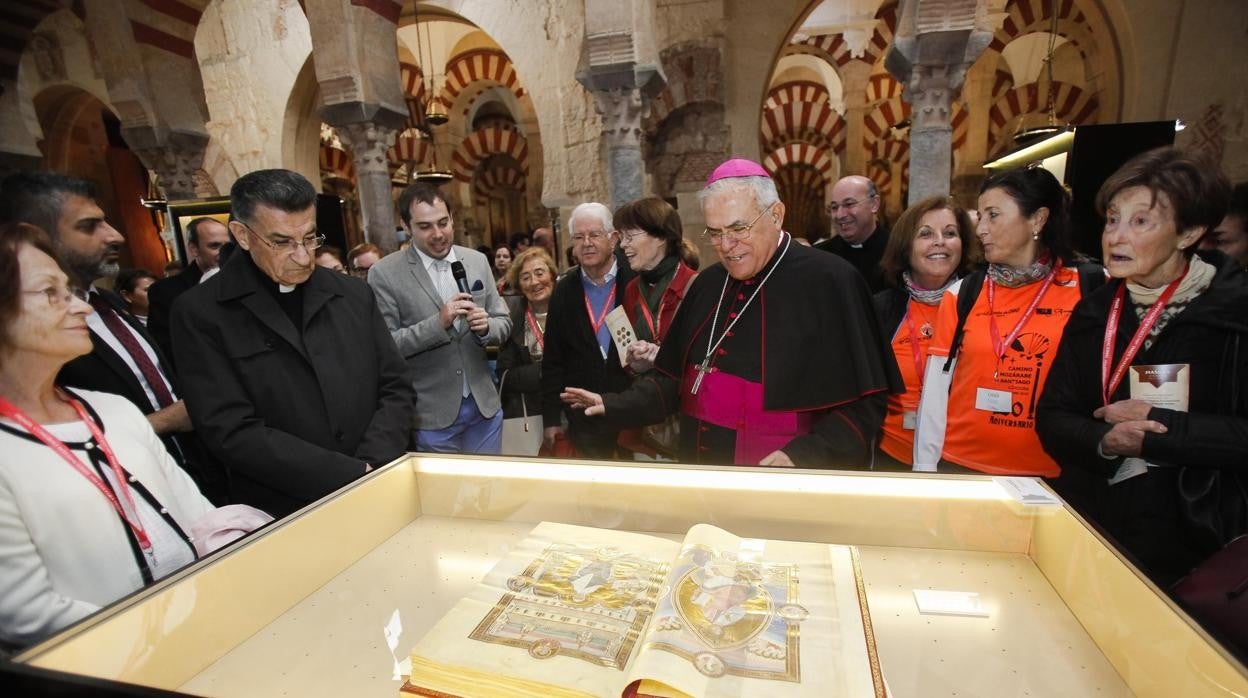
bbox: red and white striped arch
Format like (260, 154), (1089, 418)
(760, 99), (846, 154)
(987, 0), (1090, 55)
(867, 159), (893, 200)
(866, 73), (903, 104)
(951, 102), (970, 151)
(992, 66), (1015, 101)
(987, 81), (1098, 155)
(473, 162), (527, 199)
(863, 97), (911, 148)
(772, 163), (831, 240)
(762, 142), (835, 179)
(387, 131), (433, 168)
(437, 49), (525, 115)
(320, 145), (355, 182)
(763, 80), (831, 112)
(125, 0), (205, 60)
(451, 126), (528, 182)
(793, 0), (898, 69)
(399, 62), (427, 103)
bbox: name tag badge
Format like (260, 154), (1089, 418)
(975, 387), (1013, 414)
(902, 410), (917, 430)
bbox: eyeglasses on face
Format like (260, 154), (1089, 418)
(619, 230), (654, 245)
(240, 223), (325, 254)
(701, 203), (775, 245)
(25, 285), (90, 308)
(570, 230), (610, 245)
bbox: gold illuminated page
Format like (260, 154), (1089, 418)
(401, 522), (884, 698)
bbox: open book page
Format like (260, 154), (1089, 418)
(404, 522), (679, 698)
(624, 524), (885, 698)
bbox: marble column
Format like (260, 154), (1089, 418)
(885, 0), (992, 205)
(123, 129), (211, 200)
(840, 61), (873, 177)
(336, 119), (401, 253)
(593, 87), (647, 209)
(905, 64), (957, 204)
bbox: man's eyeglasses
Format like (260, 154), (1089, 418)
(701, 204), (775, 246)
(26, 285), (90, 308)
(825, 195), (876, 215)
(240, 223), (325, 254)
(570, 230), (610, 244)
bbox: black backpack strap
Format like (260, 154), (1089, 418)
(1074, 262), (1107, 297)
(942, 269), (986, 372)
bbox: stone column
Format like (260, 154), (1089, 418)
(840, 60), (873, 177)
(124, 129), (213, 200)
(904, 64), (957, 204)
(593, 87), (647, 209)
(333, 117), (403, 252)
(885, 0), (992, 205)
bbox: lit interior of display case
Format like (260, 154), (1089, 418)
(13, 455), (1248, 697)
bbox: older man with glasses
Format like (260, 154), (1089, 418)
(540, 202), (637, 458)
(815, 175), (889, 292)
(171, 169), (413, 517)
(561, 159), (900, 468)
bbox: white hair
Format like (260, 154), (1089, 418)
(568, 202), (613, 233)
(697, 175), (780, 210)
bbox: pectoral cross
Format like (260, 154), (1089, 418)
(690, 358), (712, 395)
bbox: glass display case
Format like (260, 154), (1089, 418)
(12, 455), (1248, 697)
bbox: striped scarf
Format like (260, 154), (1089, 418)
(1126, 256), (1216, 350)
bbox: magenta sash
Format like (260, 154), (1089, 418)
(680, 365), (812, 465)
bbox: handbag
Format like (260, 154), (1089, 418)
(499, 369), (542, 457)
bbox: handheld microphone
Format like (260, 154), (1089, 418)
(450, 260), (471, 295)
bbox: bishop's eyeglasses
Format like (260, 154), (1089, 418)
(700, 203), (775, 245)
(240, 222), (325, 254)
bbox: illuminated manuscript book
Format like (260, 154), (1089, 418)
(399, 522), (885, 698)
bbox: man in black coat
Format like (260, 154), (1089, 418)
(172, 169), (413, 518)
(814, 175), (889, 292)
(147, 216), (231, 362)
(0, 171), (229, 503)
(540, 203), (635, 458)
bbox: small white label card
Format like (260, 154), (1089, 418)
(1128, 363), (1189, 412)
(975, 387), (1013, 413)
(913, 589), (990, 618)
(993, 476), (1063, 506)
(604, 305), (637, 367)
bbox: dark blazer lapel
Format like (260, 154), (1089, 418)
(218, 253), (310, 362)
(302, 269), (340, 330)
(88, 328), (157, 412)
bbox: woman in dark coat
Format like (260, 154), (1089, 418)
(1037, 146), (1248, 586)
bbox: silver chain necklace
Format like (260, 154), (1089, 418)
(690, 233), (792, 395)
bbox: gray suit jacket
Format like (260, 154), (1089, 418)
(368, 245), (511, 430)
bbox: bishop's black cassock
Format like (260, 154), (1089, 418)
(604, 233), (902, 467)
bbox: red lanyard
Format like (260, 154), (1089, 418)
(1100, 267), (1186, 405)
(903, 303), (929, 388)
(584, 287), (616, 335)
(525, 308), (546, 352)
(638, 298), (659, 340)
(0, 392), (151, 551)
(986, 264), (1059, 362)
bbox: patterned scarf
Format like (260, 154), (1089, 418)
(902, 270), (958, 306)
(1126, 256), (1216, 350)
(987, 252), (1054, 288)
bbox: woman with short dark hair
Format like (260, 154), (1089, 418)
(0, 223), (216, 645)
(913, 167), (1102, 486)
(1037, 146), (1247, 585)
(873, 196), (976, 468)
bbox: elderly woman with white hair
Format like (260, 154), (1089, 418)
(538, 202), (636, 458)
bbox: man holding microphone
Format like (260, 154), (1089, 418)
(368, 182), (511, 454)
